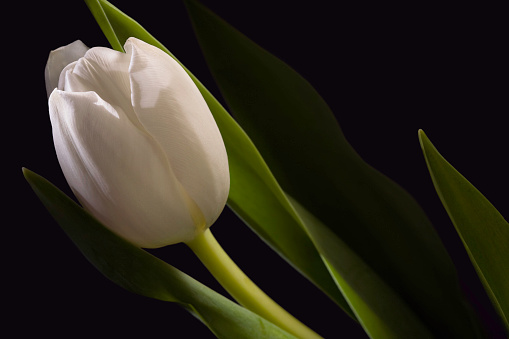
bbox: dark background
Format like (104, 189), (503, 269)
(11, 0), (506, 338)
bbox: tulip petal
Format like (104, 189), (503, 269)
(58, 46), (143, 131)
(125, 38), (229, 227)
(49, 90), (197, 247)
(45, 40), (89, 98)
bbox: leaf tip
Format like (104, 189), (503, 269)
(418, 128), (425, 145)
(417, 129), (427, 141)
(183, 0), (206, 13)
(22, 167), (34, 180)
(417, 129), (431, 152)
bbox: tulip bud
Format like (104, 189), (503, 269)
(45, 38), (229, 248)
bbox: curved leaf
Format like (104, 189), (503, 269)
(288, 195), (433, 339)
(83, 0), (353, 317)
(183, 1), (482, 337)
(419, 130), (509, 333)
(23, 168), (296, 339)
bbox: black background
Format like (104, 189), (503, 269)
(10, 0), (507, 338)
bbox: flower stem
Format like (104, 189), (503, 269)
(186, 228), (322, 339)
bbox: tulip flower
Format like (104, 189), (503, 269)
(45, 37), (229, 248)
(43, 37), (320, 339)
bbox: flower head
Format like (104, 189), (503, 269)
(45, 38), (229, 248)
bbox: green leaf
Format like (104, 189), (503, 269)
(23, 168), (296, 339)
(419, 130), (509, 333)
(183, 1), (482, 337)
(83, 0), (353, 317)
(288, 195), (433, 339)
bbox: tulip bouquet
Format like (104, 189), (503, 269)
(24, 0), (508, 338)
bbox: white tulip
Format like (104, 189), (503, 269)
(45, 38), (229, 248)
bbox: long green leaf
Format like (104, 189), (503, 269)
(183, 1), (482, 337)
(288, 195), (433, 339)
(83, 0), (352, 317)
(23, 168), (296, 339)
(419, 130), (509, 333)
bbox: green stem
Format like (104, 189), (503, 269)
(186, 228), (322, 339)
